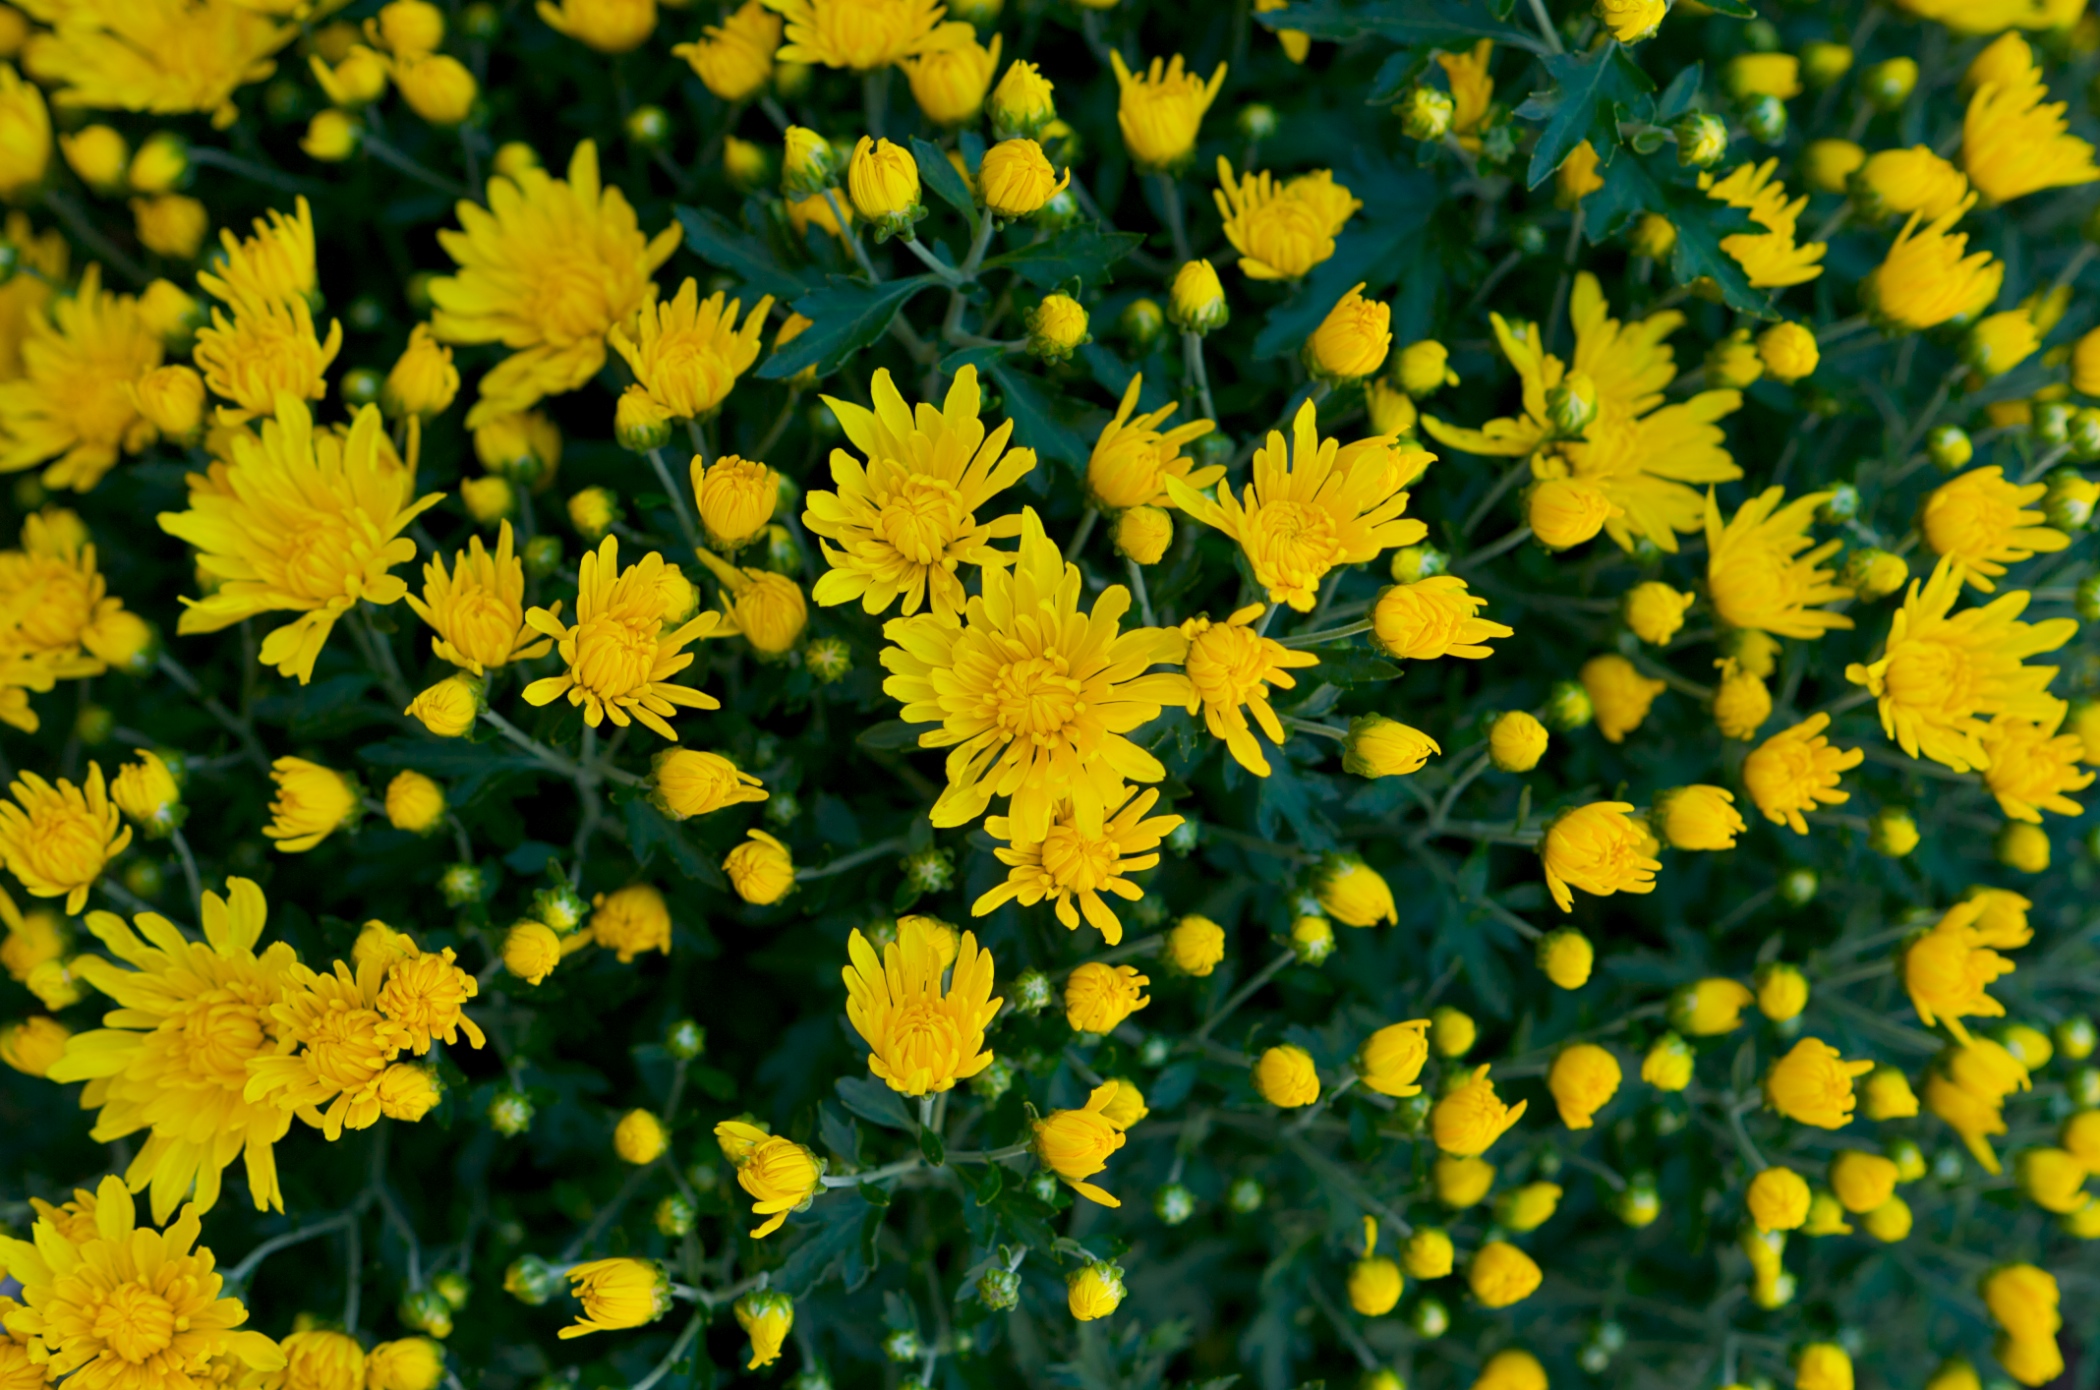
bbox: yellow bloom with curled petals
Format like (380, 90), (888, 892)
(1167, 914), (1225, 976)
(673, 0), (781, 102)
(1254, 1043), (1320, 1108)
(1961, 34), (2098, 205)
(841, 922), (1000, 1095)
(1541, 801), (1659, 914)
(733, 1290), (793, 1367)
(1, 1013), (68, 1075)
(1673, 977), (1755, 1036)
(763, 0), (960, 70)
(1177, 604), (1319, 776)
(159, 398), (441, 684)
(0, 60), (47, 199)
(1765, 1036), (1873, 1128)
(1905, 901), (2017, 1046)
(558, 1258), (671, 1338)
(1742, 713), (1864, 833)
(432, 142), (679, 428)
(1922, 467), (2069, 593)
(973, 785), (1179, 945)
(609, 280), (773, 422)
(191, 291), (342, 428)
(1855, 146), (1969, 223)
(99, 748), (183, 838)
(1595, 0), (1665, 41)
(1171, 401), (1428, 611)
(1845, 557), (2077, 774)
(1032, 1081), (1127, 1206)
(1623, 581), (1693, 645)
(1469, 1240), (1542, 1308)
(805, 366), (1035, 621)
(1869, 201), (2003, 332)
(1086, 373), (1218, 511)
(197, 198), (317, 309)
(1581, 653), (1664, 744)
(522, 536), (722, 739)
(243, 953), (407, 1141)
(1431, 1064), (1526, 1156)
(715, 1119), (824, 1236)
(1982, 702), (2095, 822)
(1653, 784), (1746, 851)
(1357, 1019), (1430, 1097)
(537, 0), (657, 53)
(1212, 157), (1360, 281)
(694, 549), (806, 657)
(1705, 487), (1855, 640)
(1438, 41), (1496, 150)
(1065, 961), (1150, 1035)
(19, 2), (294, 130)
(590, 883), (671, 961)
(1705, 159), (1826, 288)
(880, 507), (1190, 840)
(377, 945), (486, 1056)
(1109, 50), (1226, 173)
(406, 521), (551, 674)
(0, 763), (129, 913)
(0, 265), (162, 493)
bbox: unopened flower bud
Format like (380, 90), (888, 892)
(2044, 468), (2098, 530)
(615, 388), (675, 453)
(1545, 371), (1597, 436)
(780, 126), (838, 199)
(1861, 57), (1917, 109)
(1012, 969), (1053, 1013)
(1927, 424), (1973, 471)
(1742, 94), (1787, 145)
(1169, 260), (1228, 334)
(1674, 114), (1728, 170)
(1800, 42), (1853, 89)
(1026, 294), (1089, 362)
(977, 1266), (1020, 1310)
(502, 1255), (561, 1305)
(439, 862), (485, 906)
(1399, 86), (1454, 141)
(1815, 483), (1859, 524)
(805, 636), (852, 682)
(2033, 400), (2076, 446)
(1237, 103), (1279, 141)
(1389, 543), (1447, 582)
(1154, 1182), (1196, 1225)
(1869, 807), (1919, 857)
(1114, 505), (1173, 565)
(1842, 548), (1909, 601)
(488, 1089), (534, 1136)
(625, 105), (671, 147)
(1544, 680), (1593, 731)
(1410, 1296), (1450, 1338)
(1119, 297), (1165, 348)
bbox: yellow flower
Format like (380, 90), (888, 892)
(715, 1119), (824, 1235)
(383, 770), (446, 834)
(610, 280), (773, 423)
(1096, 1077), (1147, 1130)
(1704, 159), (1825, 288)
(1108, 50), (1226, 172)
(1863, 1065), (1921, 1119)
(1705, 487), (1855, 640)
(1548, 1042), (1621, 1129)
(391, 51), (478, 124)
(1343, 1219), (1402, 1316)
(2017, 1148), (2089, 1213)
(0, 60), (47, 199)
(1343, 713), (1440, 778)
(522, 535), (722, 738)
(1929, 1046), (2029, 1174)
(1997, 1333), (2063, 1387)
(1253, 1043), (1320, 1107)
(1473, 1351), (1546, 1390)
(1426, 274), (1742, 552)
(374, 944), (485, 1056)
(310, 44), (391, 107)
(674, 1), (780, 101)
(1400, 1226), (1454, 1279)
(1846, 557), (2077, 774)
(558, 1258), (671, 1338)
(1905, 899), (2018, 1043)
(1829, 1149), (1899, 1213)
(988, 57), (1057, 139)
(1354, 1019), (1430, 1098)
(1641, 1033), (1693, 1091)
(691, 454), (777, 553)
(1854, 146), (1970, 222)
(0, 1013), (68, 1075)
(383, 325), (459, 421)
(503, 921), (562, 984)
(1654, 784), (1746, 851)
(432, 142), (677, 427)
(1305, 282), (1391, 383)
(694, 550), (806, 657)
(977, 137), (1068, 217)
(129, 364), (207, 446)
(1469, 1240), (1541, 1308)
(405, 674), (482, 737)
(724, 829), (794, 904)
(613, 1107), (667, 1164)
(1496, 1181), (1563, 1232)
(841, 922), (999, 1095)
(1982, 703), (2095, 822)
(805, 365), (1035, 621)
(131, 195), (208, 260)
(1172, 603), (1318, 776)
(1173, 401), (1427, 611)
(1434, 1152), (1495, 1206)
(1301, 856), (1388, 929)
(1869, 202), (2003, 332)
(1757, 962), (1808, 1021)
(262, 756), (356, 854)
(904, 26), (998, 125)
(406, 522), (551, 675)
(1488, 710), (1548, 772)
(1922, 467), (2068, 593)
(1746, 1166), (1810, 1232)
(1796, 1344), (1854, 1390)
(879, 507), (1189, 839)
(1025, 295), (1088, 362)
(1595, 0), (1665, 40)
(1623, 581), (1693, 645)
(0, 265), (163, 492)
(1765, 1036), (1874, 1128)
(1982, 1262), (2060, 1344)
(1962, 35), (2097, 204)
(1114, 505), (1173, 564)
(1372, 577), (1509, 665)
(1087, 373), (1218, 512)
(1540, 801), (1659, 913)
(1212, 157), (1360, 281)
(1804, 138), (1867, 193)
(733, 1290), (793, 1367)
(1431, 1063), (1526, 1156)
(972, 784), (1179, 945)
(1580, 653), (1665, 744)
(0, 1176), (283, 1389)
(766, 0), (960, 69)
(1556, 140), (1604, 206)
(0, 763), (129, 912)
(366, 1340), (444, 1390)
(1742, 713), (1864, 833)
(1166, 913), (1226, 977)
(537, 0), (656, 52)
(1535, 928), (1593, 990)
(18, 4), (292, 129)
(1032, 1081), (1128, 1206)
(651, 748), (766, 819)
(190, 290), (342, 428)
(1672, 977), (1755, 1036)
(1064, 961), (1150, 1035)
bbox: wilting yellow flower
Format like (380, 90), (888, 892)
(1213, 158), (1359, 280)
(733, 1290), (793, 1367)
(716, 1119), (824, 1235)
(1167, 914), (1226, 976)
(724, 829), (794, 904)
(673, 1), (779, 101)
(1305, 282), (1391, 383)
(1548, 1043), (1621, 1129)
(652, 748), (766, 820)
(0, 265), (163, 492)
(1654, 784), (1746, 851)
(558, 1258), (671, 1338)
(1540, 801), (1659, 913)
(537, 0), (656, 52)
(432, 142), (677, 427)
(765, 0), (957, 69)
(1962, 34), (2097, 204)
(1253, 1044), (1320, 1108)
(1765, 1037), (1874, 1128)
(1869, 201), (2003, 332)
(1174, 604), (1319, 776)
(1846, 557), (2077, 774)
(841, 922), (999, 1095)
(1581, 653), (1665, 743)
(1642, 1033), (1693, 1091)
(1742, 713), (1864, 834)
(805, 366), (1034, 621)
(19, 4), (291, 129)
(614, 1108), (667, 1165)
(1432, 1064), (1526, 1156)
(407, 522), (551, 675)
(977, 137), (1068, 217)
(1087, 373), (1217, 511)
(1704, 159), (1826, 288)
(973, 785), (1179, 945)
(1624, 582), (1693, 645)
(1034, 1081), (1128, 1205)
(0, 1014), (68, 1076)
(591, 883), (671, 962)
(1705, 487), (1854, 640)
(382, 325), (459, 421)
(1469, 1240), (1541, 1308)
(904, 27), (999, 126)
(1855, 146), (1969, 222)
(522, 535), (722, 738)
(1922, 467), (2068, 593)
(1065, 961), (1150, 1035)
(159, 398), (441, 684)
(1982, 704), (2095, 822)
(1108, 50), (1226, 172)
(0, 763), (130, 912)
(1373, 576), (1510, 661)
(383, 770), (446, 835)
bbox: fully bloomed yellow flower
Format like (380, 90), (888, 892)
(406, 521), (552, 674)
(1765, 1037), (1873, 1128)
(0, 1176), (283, 1390)
(1922, 467), (2068, 592)
(880, 507), (1190, 840)
(191, 291), (342, 427)
(1846, 557), (2077, 774)
(1962, 34), (2098, 204)
(1424, 274), (1743, 552)
(1086, 373), (1218, 511)
(1982, 702), (2095, 822)
(537, 0), (657, 52)
(0, 265), (162, 493)
(432, 141), (679, 427)
(973, 785), (1180, 945)
(1704, 159), (1826, 288)
(244, 954), (410, 1141)
(764, 0), (958, 70)
(198, 199), (317, 308)
(1177, 604), (1319, 776)
(805, 366), (1036, 621)
(1869, 201), (2003, 332)
(1541, 801), (1659, 913)
(1212, 158), (1361, 280)
(0, 763), (129, 913)
(1109, 50), (1226, 172)
(0, 511), (151, 683)
(158, 398), (442, 684)
(1742, 713), (1863, 834)
(522, 536), (723, 739)
(609, 280), (772, 422)
(1705, 487), (1855, 639)
(1904, 900), (2016, 1045)
(673, 0), (781, 102)
(42, 879), (297, 1219)
(1170, 400), (1428, 610)
(841, 922), (1000, 1095)
(18, 0), (295, 129)
(1033, 1081), (1128, 1205)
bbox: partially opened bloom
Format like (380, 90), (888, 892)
(1470, 1241), (1542, 1308)
(652, 748), (766, 820)
(1672, 977), (1755, 1035)
(1305, 283), (1391, 382)
(903, 27), (999, 126)
(1541, 802), (1659, 913)
(765, 0), (960, 70)
(715, 1120), (824, 1235)
(1870, 201), (2003, 332)
(1705, 487), (1854, 639)
(1254, 1044), (1320, 1107)
(1373, 576), (1511, 660)
(1086, 373), (1217, 511)
(1981, 1262), (2060, 1344)
(406, 521), (551, 674)
(1855, 146), (1969, 222)
(1845, 557), (2077, 773)
(0, 763), (129, 912)
(1065, 961), (1150, 1035)
(522, 536), (722, 739)
(1766, 1037), (1874, 1128)
(1549, 1043), (1622, 1129)
(0, 265), (162, 493)
(1922, 468), (2068, 592)
(1981, 703), (2094, 821)
(1314, 856), (1397, 927)
(1961, 35), (2098, 204)
(1167, 914), (1226, 976)
(537, 0), (657, 52)
(1581, 653), (1665, 743)
(1705, 159), (1826, 288)
(842, 923), (1000, 1095)
(558, 1258), (671, 1338)
(1109, 50), (1226, 172)
(1654, 785), (1745, 850)
(973, 785), (1180, 945)
(1213, 158), (1360, 280)
(733, 1290), (793, 1367)
(1742, 713), (1864, 833)
(695, 455), (779, 551)
(673, 0), (781, 102)
(1748, 1166), (1812, 1231)
(1179, 604), (1319, 776)
(724, 829), (794, 904)
(1033, 1082), (1128, 1205)
(1432, 1064), (1526, 1156)
(1357, 1019), (1430, 1097)
(609, 280), (773, 421)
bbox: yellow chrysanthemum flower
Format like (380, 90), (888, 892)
(804, 365), (1036, 621)
(1109, 50), (1226, 173)
(1374, 577), (1512, 660)
(762, 0), (960, 70)
(0, 511), (148, 683)
(1086, 373), (1218, 511)
(1854, 146), (1969, 223)
(1169, 400), (1427, 610)
(902, 26), (999, 127)
(537, 0), (657, 53)
(1903, 897), (2016, 1044)
(608, 279), (773, 422)
(0, 263), (162, 493)
(431, 141), (679, 427)
(0, 763), (129, 914)
(840, 921), (1000, 1095)
(190, 291), (343, 428)
(1868, 200), (2003, 332)
(1439, 40), (1496, 150)
(1705, 486), (1855, 640)
(880, 507), (1192, 840)
(1845, 557), (2077, 773)
(405, 520), (552, 674)
(672, 0), (781, 103)
(559, 1258), (672, 1338)
(198, 198), (318, 310)
(1431, 1064), (1527, 1156)
(1212, 157), (1361, 281)
(44, 879), (297, 1220)
(1921, 467), (2069, 593)
(521, 535), (723, 739)
(1896, 0), (2078, 33)
(1742, 713), (1863, 834)
(1540, 801), (1659, 914)
(1961, 34), (2098, 204)
(1033, 1081), (1128, 1206)
(0, 1176), (283, 1390)
(1424, 274), (1743, 552)
(1704, 159), (1827, 288)
(1981, 702), (2095, 822)
(244, 954), (408, 1141)
(1765, 1036), (1874, 1129)
(1178, 603), (1320, 776)
(18, 0), (296, 129)
(158, 397), (441, 685)
(972, 784), (1181, 944)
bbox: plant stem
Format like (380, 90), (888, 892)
(1192, 950), (1296, 1044)
(1280, 618), (1372, 649)
(1154, 172), (1192, 262)
(170, 827), (204, 909)
(1064, 506), (1099, 561)
(43, 189), (148, 286)
(900, 236), (966, 285)
(646, 448), (703, 553)
(227, 1211), (358, 1285)
(1525, 0), (1566, 52)
(825, 187), (884, 281)
(361, 134), (474, 200)
(1127, 559), (1155, 626)
(1181, 330), (1218, 422)
(821, 1155), (924, 1187)
(795, 835), (910, 881)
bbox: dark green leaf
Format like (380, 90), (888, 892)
(358, 737), (547, 802)
(973, 1163), (1003, 1206)
(1308, 644), (1402, 688)
(856, 719), (923, 752)
(943, 346), (1092, 469)
(624, 798), (725, 886)
(1252, 0), (1546, 53)
(857, 1181), (892, 1207)
(835, 1074), (914, 1130)
(674, 204), (809, 301)
(1581, 147), (1667, 245)
(911, 136), (979, 229)
(1656, 61), (1703, 121)
(1667, 192), (1776, 319)
(771, 1197), (866, 1294)
(1518, 42), (1656, 190)
(759, 274), (938, 380)
(919, 1126), (945, 1165)
(1149, 1060), (1199, 1110)
(981, 225), (1144, 289)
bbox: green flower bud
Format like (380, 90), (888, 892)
(1674, 112), (1728, 168)
(1926, 424), (1973, 471)
(1227, 1175), (1265, 1212)
(1741, 94), (1787, 146)
(1544, 679), (1594, 731)
(1154, 1183), (1196, 1225)
(1399, 86), (1455, 141)
(666, 1018), (707, 1059)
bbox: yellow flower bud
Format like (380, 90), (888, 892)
(1433, 1153), (1494, 1207)
(1495, 1180), (1562, 1232)
(60, 124), (127, 193)
(366, 1340), (445, 1390)
(312, 44), (391, 107)
(1396, 339), (1455, 396)
(1997, 821), (2050, 873)
(395, 52), (478, 126)
(1026, 293), (1089, 362)
(1861, 1065), (1920, 1120)
(384, 770), (447, 834)
(1342, 713), (1439, 778)
(1967, 311), (2040, 379)
(1314, 855), (1396, 927)
(1365, 380), (1417, 437)
(1357, 1019), (1430, 1097)
(1113, 504), (1173, 564)
(1067, 1262), (1125, 1321)
(1468, 1240), (1541, 1308)
(405, 674), (483, 737)
(722, 134), (770, 191)
(1860, 1195), (1912, 1242)
(1402, 1226), (1453, 1278)
(0, 1015), (70, 1077)
(1348, 1244), (1403, 1316)
(651, 748), (766, 820)
(1830, 1149), (1899, 1213)
(1065, 962), (1150, 1034)
(1099, 1077), (1148, 1130)
(732, 1290), (793, 1367)
(129, 365), (206, 445)
(1430, 1005), (1476, 1058)
(978, 137), (1068, 217)
(1628, 211), (1677, 259)
(1757, 321), (1819, 384)
(1254, 1043), (1320, 1107)
(989, 59), (1057, 140)
(724, 829), (794, 904)
(1169, 258), (1228, 334)
(614, 1108), (668, 1164)
(1547, 1042), (1621, 1129)
(1756, 962), (1808, 1021)
(1527, 476), (1619, 550)
(1653, 784), (1746, 851)
(1641, 1032), (1694, 1091)
(1108, 50), (1225, 173)
(536, 0), (657, 54)
(560, 1258), (672, 1338)
(1166, 914), (1225, 976)
(1304, 282), (1390, 383)
(1536, 928), (1593, 989)
(1748, 1166), (1811, 1231)
(461, 476), (515, 526)
(694, 454), (778, 551)
(1488, 710), (1548, 772)
(1289, 913), (1334, 964)
(131, 195), (208, 260)
(375, 1062), (442, 1121)
(383, 325), (459, 420)
(503, 921), (563, 985)
(1706, 328), (1764, 389)
(128, 131), (189, 194)
(847, 135), (923, 237)
(1623, 581), (1694, 645)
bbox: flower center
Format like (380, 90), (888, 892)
(529, 256), (615, 345)
(1883, 637), (1973, 716)
(275, 513), (359, 603)
(1039, 824), (1116, 893)
(874, 475), (968, 565)
(1185, 624), (1269, 708)
(571, 612), (659, 701)
(987, 653), (1085, 744)
(9, 561), (95, 652)
(302, 1004), (391, 1092)
(1248, 500), (1338, 586)
(175, 991), (269, 1089)
(93, 1282), (177, 1363)
(23, 809), (102, 882)
(447, 589), (520, 665)
(885, 1001), (962, 1078)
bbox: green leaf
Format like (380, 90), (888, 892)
(623, 798), (724, 887)
(835, 1075), (914, 1130)
(1308, 644), (1402, 688)
(1656, 61), (1704, 121)
(1666, 190), (1777, 319)
(674, 204), (809, 301)
(1580, 147), (1667, 245)
(855, 719), (923, 752)
(973, 1163), (1003, 1206)
(910, 136), (978, 231)
(759, 274), (938, 380)
(1252, 0), (1546, 53)
(981, 225), (1144, 290)
(1518, 42), (1656, 190)
(944, 346), (1091, 469)
(857, 1181), (892, 1207)
(918, 1126), (946, 1165)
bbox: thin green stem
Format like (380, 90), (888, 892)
(362, 133), (474, 200)
(1280, 619), (1372, 649)
(1064, 506), (1099, 562)
(796, 835), (910, 881)
(158, 654), (270, 771)
(43, 188), (147, 285)
(1154, 172), (1193, 262)
(227, 1211), (358, 1285)
(646, 448), (703, 554)
(821, 1155), (924, 1187)
(170, 827), (204, 910)
(1181, 330), (1218, 422)
(901, 236), (966, 285)
(825, 187), (884, 281)
(1192, 950), (1296, 1044)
